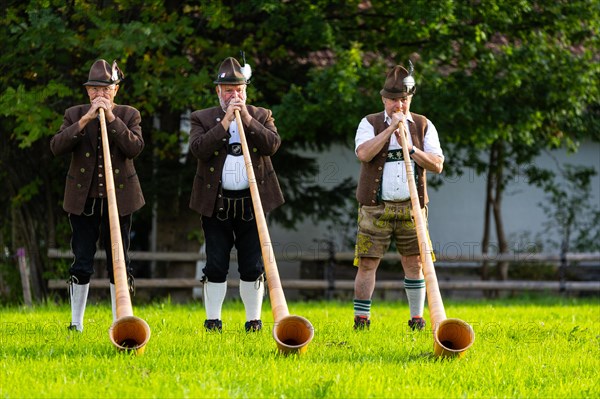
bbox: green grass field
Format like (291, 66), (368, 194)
(1, 296), (599, 398)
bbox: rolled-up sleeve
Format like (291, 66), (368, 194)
(354, 117), (375, 156)
(423, 119), (444, 160)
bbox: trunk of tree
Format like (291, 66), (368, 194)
(42, 156), (57, 249)
(481, 140), (511, 298)
(11, 202), (45, 301)
(493, 140), (509, 281)
(7, 159), (48, 301)
(481, 144), (498, 298)
(481, 147), (496, 282)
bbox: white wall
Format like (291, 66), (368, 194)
(428, 143), (600, 258)
(269, 141), (600, 277)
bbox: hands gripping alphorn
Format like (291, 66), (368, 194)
(235, 110), (314, 354)
(397, 119), (474, 358)
(99, 108), (151, 355)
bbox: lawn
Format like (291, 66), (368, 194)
(1, 295), (599, 398)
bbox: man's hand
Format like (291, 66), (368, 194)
(223, 99), (252, 129)
(391, 111), (413, 152)
(390, 110), (405, 128)
(236, 101), (252, 125)
(93, 97), (115, 122)
(80, 98), (115, 128)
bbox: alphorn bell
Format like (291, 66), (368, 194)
(99, 108), (151, 355)
(397, 118), (474, 358)
(234, 110), (314, 355)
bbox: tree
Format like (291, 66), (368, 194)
(1, 0), (598, 301)
(0, 0), (361, 300)
(536, 164), (600, 254)
(274, 0), (600, 278)
(420, 1), (600, 279)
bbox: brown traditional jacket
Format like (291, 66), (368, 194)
(50, 104), (145, 216)
(188, 105), (284, 217)
(356, 111), (429, 208)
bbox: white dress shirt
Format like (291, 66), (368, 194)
(355, 111), (444, 201)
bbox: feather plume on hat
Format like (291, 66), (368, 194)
(240, 51), (252, 82)
(402, 60), (415, 92)
(111, 60), (124, 83)
(241, 63), (252, 81)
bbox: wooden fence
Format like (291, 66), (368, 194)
(46, 249), (600, 293)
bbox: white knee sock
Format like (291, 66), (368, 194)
(203, 281), (227, 320)
(239, 279), (264, 321)
(70, 282), (90, 331)
(110, 283), (117, 322)
(404, 278), (426, 318)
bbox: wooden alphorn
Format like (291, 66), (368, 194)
(99, 108), (151, 355)
(235, 110), (314, 355)
(397, 118), (474, 358)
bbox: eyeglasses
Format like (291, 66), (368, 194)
(87, 86), (115, 93)
(385, 96), (411, 104)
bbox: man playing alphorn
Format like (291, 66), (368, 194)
(353, 62), (444, 331)
(51, 59), (144, 332)
(189, 56), (284, 332)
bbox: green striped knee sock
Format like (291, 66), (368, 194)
(404, 278), (426, 318)
(353, 299), (372, 317)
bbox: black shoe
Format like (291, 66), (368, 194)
(245, 319), (262, 332)
(67, 324), (81, 332)
(353, 315), (370, 330)
(204, 319), (222, 332)
(408, 316), (426, 331)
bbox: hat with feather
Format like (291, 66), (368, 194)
(83, 59), (124, 86)
(380, 61), (416, 98)
(213, 54), (252, 85)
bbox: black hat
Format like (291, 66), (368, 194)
(83, 59), (123, 86)
(213, 57), (248, 85)
(380, 64), (416, 98)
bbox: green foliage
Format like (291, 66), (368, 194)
(0, 82), (71, 148)
(0, 299), (599, 397)
(422, 0), (600, 183)
(10, 177), (41, 206)
(275, 45), (384, 148)
(1, 0), (599, 300)
(0, 258), (22, 305)
(537, 164), (600, 252)
(272, 160), (357, 229)
(41, 258), (70, 282)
